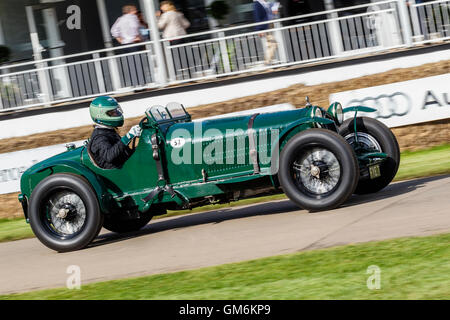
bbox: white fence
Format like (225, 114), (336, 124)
(410, 0), (450, 44)
(0, 42), (158, 111)
(0, 0), (448, 112)
(162, 0), (404, 82)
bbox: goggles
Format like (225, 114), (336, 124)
(106, 106), (123, 117)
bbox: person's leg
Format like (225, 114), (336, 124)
(265, 33), (278, 65)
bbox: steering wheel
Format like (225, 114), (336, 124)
(139, 116), (148, 128)
(130, 117), (148, 151)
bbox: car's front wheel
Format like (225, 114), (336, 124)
(278, 129), (359, 211)
(28, 174), (103, 252)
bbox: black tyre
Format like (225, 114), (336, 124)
(278, 129), (359, 211)
(28, 174), (103, 252)
(103, 212), (153, 233)
(339, 117), (400, 194)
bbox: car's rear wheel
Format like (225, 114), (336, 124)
(339, 117), (400, 194)
(28, 174), (103, 252)
(278, 129), (359, 211)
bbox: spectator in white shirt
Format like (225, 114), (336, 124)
(111, 5), (141, 47)
(110, 5), (144, 88)
(156, 1), (190, 44)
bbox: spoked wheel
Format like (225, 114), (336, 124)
(339, 117), (400, 194)
(278, 129), (359, 211)
(29, 174), (103, 252)
(41, 191), (87, 238)
(344, 132), (382, 153)
(293, 148), (342, 196)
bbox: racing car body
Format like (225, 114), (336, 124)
(19, 100), (400, 251)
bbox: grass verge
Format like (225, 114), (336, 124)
(1, 144), (449, 244)
(0, 218), (34, 243)
(1, 233), (449, 300)
(394, 144), (450, 181)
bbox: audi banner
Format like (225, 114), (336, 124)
(329, 74), (450, 128)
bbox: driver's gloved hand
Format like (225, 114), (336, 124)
(121, 125), (142, 145)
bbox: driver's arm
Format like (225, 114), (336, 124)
(121, 125), (142, 145)
(92, 134), (132, 164)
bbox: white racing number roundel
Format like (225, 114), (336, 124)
(170, 137), (186, 148)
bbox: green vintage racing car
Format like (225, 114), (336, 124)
(18, 99), (400, 251)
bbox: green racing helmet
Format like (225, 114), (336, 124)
(89, 96), (124, 127)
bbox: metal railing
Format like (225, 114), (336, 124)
(0, 41), (159, 110)
(0, 0), (448, 112)
(410, 0), (450, 44)
(161, 2), (402, 82)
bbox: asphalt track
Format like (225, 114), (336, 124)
(0, 175), (449, 294)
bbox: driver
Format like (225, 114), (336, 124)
(88, 96), (142, 169)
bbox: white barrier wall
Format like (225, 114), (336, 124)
(0, 104), (294, 195)
(0, 141), (85, 194)
(330, 74), (450, 128)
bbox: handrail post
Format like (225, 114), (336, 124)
(163, 41), (176, 81)
(273, 21), (288, 63)
(397, 0), (413, 47)
(408, 0), (422, 40)
(107, 52), (122, 91)
(96, 0), (122, 91)
(92, 53), (106, 93)
(218, 31), (231, 73)
(26, 6), (52, 107)
(142, 0), (167, 85)
(42, 7), (72, 99)
(144, 43), (157, 85)
(324, 0), (343, 55)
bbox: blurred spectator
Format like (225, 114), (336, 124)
(111, 5), (141, 48)
(137, 11), (150, 42)
(157, 1), (191, 45)
(253, 0), (279, 65)
(111, 5), (145, 89)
